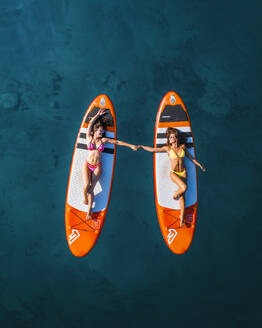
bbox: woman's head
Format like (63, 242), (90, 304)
(166, 127), (180, 146)
(92, 118), (106, 138)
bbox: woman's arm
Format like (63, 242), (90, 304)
(139, 145), (168, 153)
(185, 148), (206, 171)
(86, 108), (106, 139)
(102, 138), (138, 151)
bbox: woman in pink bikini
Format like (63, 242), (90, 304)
(83, 108), (138, 220)
(139, 127), (206, 227)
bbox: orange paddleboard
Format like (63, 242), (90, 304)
(65, 94), (116, 257)
(154, 92), (198, 254)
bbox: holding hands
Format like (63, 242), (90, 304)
(133, 145), (144, 150)
(131, 145), (139, 151)
(131, 145), (145, 151)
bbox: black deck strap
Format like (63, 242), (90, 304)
(77, 143), (114, 154)
(156, 132), (192, 139)
(85, 107), (114, 127)
(79, 132), (114, 139)
(160, 105), (188, 122)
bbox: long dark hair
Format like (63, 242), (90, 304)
(165, 127), (184, 147)
(87, 114), (115, 137)
(90, 117), (106, 137)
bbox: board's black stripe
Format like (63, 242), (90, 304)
(160, 105), (188, 122)
(157, 132), (192, 139)
(79, 132), (114, 139)
(102, 148), (114, 154)
(77, 143), (114, 154)
(85, 107), (114, 127)
(156, 143), (193, 148)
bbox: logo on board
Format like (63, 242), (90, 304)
(68, 229), (80, 245)
(167, 228), (177, 244)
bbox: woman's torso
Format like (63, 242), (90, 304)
(167, 145), (185, 172)
(86, 138), (104, 165)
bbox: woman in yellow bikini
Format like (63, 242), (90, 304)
(139, 127), (206, 227)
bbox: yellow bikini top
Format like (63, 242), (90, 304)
(169, 147), (185, 159)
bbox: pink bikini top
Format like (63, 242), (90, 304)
(87, 141), (105, 152)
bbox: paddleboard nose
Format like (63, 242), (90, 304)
(170, 95), (176, 104)
(100, 97), (106, 107)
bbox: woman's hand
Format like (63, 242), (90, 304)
(97, 108), (107, 117)
(200, 164), (206, 172)
(131, 145), (139, 151)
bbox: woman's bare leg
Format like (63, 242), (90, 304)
(86, 165), (102, 219)
(86, 192), (93, 220)
(169, 172), (187, 227)
(82, 162), (92, 205)
(169, 171), (187, 200)
(179, 195), (185, 227)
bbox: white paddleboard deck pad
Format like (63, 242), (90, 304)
(67, 106), (116, 213)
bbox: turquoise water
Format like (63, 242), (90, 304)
(0, 0), (261, 327)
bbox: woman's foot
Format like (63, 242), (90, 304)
(180, 217), (185, 227)
(173, 192), (180, 200)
